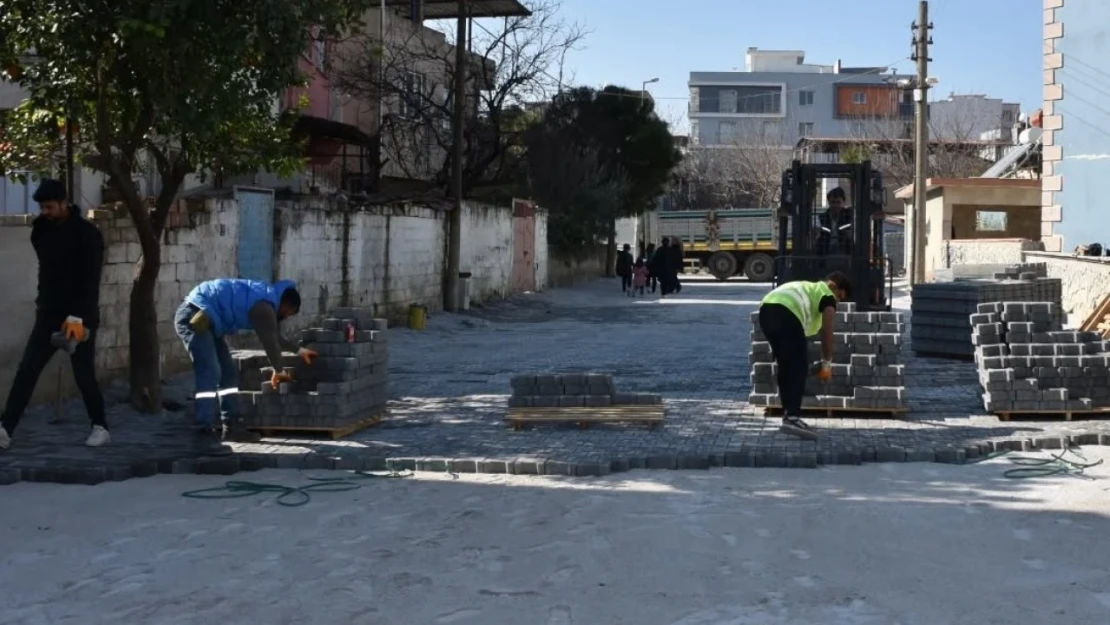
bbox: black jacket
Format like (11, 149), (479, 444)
(31, 205), (104, 328)
(816, 209), (854, 255)
(615, 250), (634, 275)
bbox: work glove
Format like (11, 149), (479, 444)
(189, 309), (211, 333)
(297, 347), (318, 365)
(61, 316), (86, 342)
(271, 370), (293, 389)
(814, 360), (832, 383)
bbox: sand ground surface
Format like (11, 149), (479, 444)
(4, 449), (1110, 625)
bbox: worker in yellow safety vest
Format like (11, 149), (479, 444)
(758, 272), (852, 440)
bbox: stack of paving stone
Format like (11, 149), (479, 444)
(508, 374), (662, 407)
(911, 265), (1063, 358)
(236, 307), (390, 430)
(748, 302), (908, 411)
(972, 301), (1110, 413)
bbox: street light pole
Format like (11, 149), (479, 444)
(641, 77), (659, 102)
(910, 1), (932, 285)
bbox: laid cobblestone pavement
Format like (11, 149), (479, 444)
(4, 277), (1110, 484)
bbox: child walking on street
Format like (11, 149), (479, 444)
(631, 259), (649, 297)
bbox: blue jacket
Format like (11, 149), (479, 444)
(185, 278), (297, 337)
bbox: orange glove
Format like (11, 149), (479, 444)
(297, 347), (318, 365)
(62, 316), (86, 342)
(271, 370), (293, 389)
(815, 360), (832, 382)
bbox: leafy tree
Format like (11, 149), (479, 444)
(528, 86), (681, 269)
(0, 0), (367, 412)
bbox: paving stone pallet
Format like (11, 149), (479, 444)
(506, 373), (663, 428)
(235, 307), (390, 438)
(932, 261), (1047, 283)
(911, 268), (1063, 358)
(748, 301), (908, 412)
(972, 301), (1110, 420)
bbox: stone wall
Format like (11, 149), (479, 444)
(0, 195), (587, 404)
(1024, 251), (1110, 327)
(943, 239), (1045, 268)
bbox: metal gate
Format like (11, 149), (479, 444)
(510, 198), (536, 293)
(235, 187), (275, 281)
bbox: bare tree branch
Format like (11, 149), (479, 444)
(672, 119), (791, 209)
(334, 0), (587, 192)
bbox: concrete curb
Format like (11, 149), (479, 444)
(4, 432), (1110, 485)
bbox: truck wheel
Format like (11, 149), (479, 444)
(744, 253), (775, 282)
(707, 252), (738, 281)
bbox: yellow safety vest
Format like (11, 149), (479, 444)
(762, 280), (834, 337)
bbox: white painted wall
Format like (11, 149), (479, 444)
(460, 202), (513, 302)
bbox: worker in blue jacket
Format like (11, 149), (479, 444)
(174, 278), (316, 453)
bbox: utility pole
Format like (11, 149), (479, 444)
(909, 0), (931, 285)
(445, 0), (467, 312)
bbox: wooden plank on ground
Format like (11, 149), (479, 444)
(250, 412), (386, 440)
(506, 406), (664, 430)
(1080, 294), (1110, 336)
(762, 405), (908, 419)
(995, 408), (1110, 422)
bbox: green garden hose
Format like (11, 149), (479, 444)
(180, 458), (420, 507)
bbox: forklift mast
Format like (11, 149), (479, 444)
(775, 160), (892, 311)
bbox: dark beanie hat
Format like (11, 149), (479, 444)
(32, 178), (67, 202)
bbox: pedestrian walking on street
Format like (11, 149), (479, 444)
(644, 243), (658, 293)
(0, 179), (109, 451)
(175, 278), (317, 454)
(616, 244), (634, 295)
(632, 259), (649, 297)
(757, 271), (852, 441)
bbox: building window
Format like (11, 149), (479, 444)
(1002, 109), (1014, 123)
(690, 120), (700, 144)
(798, 122), (814, 137)
(399, 71), (425, 119)
(799, 90), (814, 106)
(720, 90), (738, 113)
(852, 91), (867, 105)
(975, 210), (1008, 232)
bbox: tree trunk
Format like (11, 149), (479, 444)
(128, 225), (163, 413)
(604, 219), (617, 277)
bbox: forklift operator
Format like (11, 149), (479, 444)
(815, 187), (853, 255)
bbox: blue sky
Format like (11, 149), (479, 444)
(550, 0), (1043, 133)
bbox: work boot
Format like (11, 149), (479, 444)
(223, 420), (262, 444)
(194, 426), (233, 456)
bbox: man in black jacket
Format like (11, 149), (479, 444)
(815, 187), (853, 255)
(0, 179), (109, 450)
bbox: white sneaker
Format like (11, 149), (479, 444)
(0, 427), (10, 450)
(85, 425), (111, 447)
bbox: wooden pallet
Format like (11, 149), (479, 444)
(995, 408), (1110, 422)
(248, 412), (385, 440)
(506, 406), (664, 430)
(1080, 294), (1110, 339)
(762, 405), (908, 418)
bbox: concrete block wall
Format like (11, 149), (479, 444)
(1041, 0), (1064, 252)
(1024, 252), (1110, 327)
(942, 239), (1044, 269)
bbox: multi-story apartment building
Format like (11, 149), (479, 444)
(688, 48), (915, 148)
(929, 93), (1021, 142)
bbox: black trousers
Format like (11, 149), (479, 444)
(619, 272), (632, 291)
(758, 303), (808, 416)
(1, 315), (107, 434)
